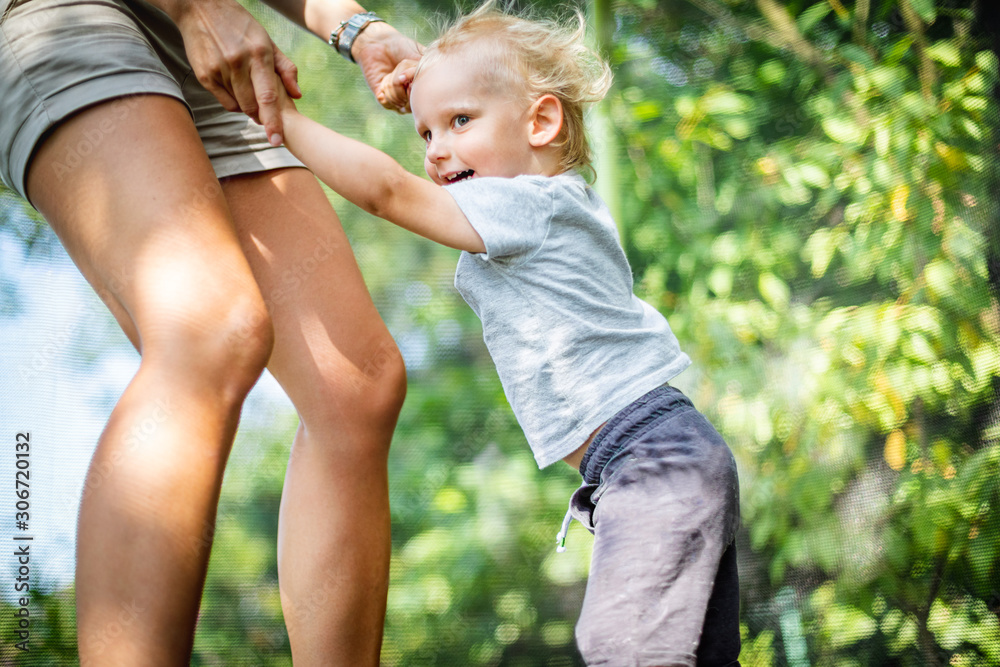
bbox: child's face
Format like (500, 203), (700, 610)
(410, 54), (540, 186)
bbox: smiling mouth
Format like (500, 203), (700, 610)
(446, 170), (475, 183)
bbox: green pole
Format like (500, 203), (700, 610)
(591, 0), (622, 235)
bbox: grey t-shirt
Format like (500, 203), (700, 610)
(445, 172), (690, 468)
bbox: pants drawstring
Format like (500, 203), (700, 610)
(556, 504), (575, 553)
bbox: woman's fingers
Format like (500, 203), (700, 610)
(174, 0), (291, 142)
(273, 42), (302, 99)
(247, 50), (285, 144)
(204, 76), (241, 113)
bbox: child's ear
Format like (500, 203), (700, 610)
(528, 94), (563, 148)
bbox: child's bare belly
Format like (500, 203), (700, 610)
(562, 421), (607, 469)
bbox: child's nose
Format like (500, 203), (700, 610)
(426, 136), (448, 162)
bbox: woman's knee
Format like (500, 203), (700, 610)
(300, 337), (407, 451)
(348, 337), (407, 442)
(362, 336), (408, 410)
(142, 289), (274, 401)
(217, 294), (275, 386)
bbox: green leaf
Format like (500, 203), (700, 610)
(758, 59), (786, 85)
(804, 228), (836, 278)
(722, 118), (751, 140)
(701, 89), (752, 115)
(905, 333), (937, 365)
(759, 273), (791, 311)
(968, 532), (998, 589)
(822, 117), (866, 144)
(633, 100), (663, 121)
(869, 66), (906, 98)
(927, 40), (961, 67)
(824, 604), (878, 649)
(962, 117), (983, 139)
(961, 96), (989, 111)
(708, 265), (734, 298)
(675, 96), (697, 117)
(975, 50), (999, 76)
(796, 3), (831, 33)
(908, 0), (937, 23)
(924, 261), (956, 301)
(798, 162), (830, 189)
(840, 43), (875, 68)
(885, 35), (915, 65)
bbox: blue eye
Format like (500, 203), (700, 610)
(454, 115), (470, 127)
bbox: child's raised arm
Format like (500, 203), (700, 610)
(279, 100), (485, 253)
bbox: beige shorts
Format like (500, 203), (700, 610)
(0, 0), (304, 202)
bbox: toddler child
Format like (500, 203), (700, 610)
(279, 4), (742, 665)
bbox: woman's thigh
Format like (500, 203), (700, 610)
(26, 94), (271, 362)
(2, 0), (304, 353)
(221, 167), (405, 433)
(1, 0), (185, 202)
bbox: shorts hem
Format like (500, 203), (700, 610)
(212, 149), (305, 182)
(9, 71), (184, 201)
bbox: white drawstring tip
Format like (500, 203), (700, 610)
(555, 506), (574, 553)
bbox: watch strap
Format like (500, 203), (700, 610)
(328, 12), (385, 63)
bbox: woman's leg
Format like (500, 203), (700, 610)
(25, 94), (275, 666)
(222, 169), (406, 666)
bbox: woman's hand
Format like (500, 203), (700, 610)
(164, 0), (302, 145)
(351, 23), (421, 114)
(376, 58), (419, 113)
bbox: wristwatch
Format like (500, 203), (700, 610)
(329, 11), (385, 63)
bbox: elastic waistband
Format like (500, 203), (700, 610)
(578, 383), (692, 484)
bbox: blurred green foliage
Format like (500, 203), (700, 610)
(2, 0), (999, 665)
(602, 0), (1000, 664)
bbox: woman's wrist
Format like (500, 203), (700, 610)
(149, 0), (198, 22)
(349, 20), (395, 64)
(302, 0), (366, 43)
(304, 0), (401, 64)
(329, 11), (386, 62)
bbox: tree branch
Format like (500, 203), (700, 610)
(899, 0), (937, 100)
(755, 0), (830, 71)
(853, 0), (870, 45)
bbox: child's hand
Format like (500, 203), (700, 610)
(271, 82), (299, 145)
(353, 24), (422, 113)
(376, 58), (419, 114)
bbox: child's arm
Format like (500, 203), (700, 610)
(280, 102), (486, 253)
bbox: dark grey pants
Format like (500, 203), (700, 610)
(570, 385), (742, 666)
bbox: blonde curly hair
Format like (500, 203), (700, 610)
(416, 1), (613, 176)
